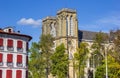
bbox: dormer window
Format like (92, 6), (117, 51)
(9, 29), (12, 33)
(3, 27), (13, 33)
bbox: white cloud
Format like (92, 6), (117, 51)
(79, 12), (120, 32)
(96, 15), (120, 26)
(17, 18), (42, 27)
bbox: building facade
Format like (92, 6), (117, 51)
(42, 8), (78, 78)
(0, 27), (32, 78)
(42, 8), (110, 78)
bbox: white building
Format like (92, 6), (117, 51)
(0, 27), (32, 78)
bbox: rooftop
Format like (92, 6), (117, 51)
(42, 16), (56, 22)
(0, 27), (32, 41)
(78, 30), (108, 41)
(57, 8), (76, 14)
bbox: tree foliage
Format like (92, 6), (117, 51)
(91, 32), (109, 68)
(29, 42), (45, 78)
(50, 43), (68, 78)
(95, 55), (120, 78)
(91, 31), (120, 78)
(74, 42), (89, 78)
(110, 30), (120, 63)
(29, 34), (54, 78)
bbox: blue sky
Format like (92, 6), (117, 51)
(0, 0), (120, 43)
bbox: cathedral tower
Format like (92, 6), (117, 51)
(42, 8), (78, 78)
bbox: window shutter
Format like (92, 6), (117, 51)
(0, 53), (3, 62)
(6, 70), (12, 78)
(17, 55), (22, 63)
(0, 70), (2, 78)
(7, 54), (13, 62)
(0, 38), (3, 46)
(16, 70), (22, 78)
(17, 41), (22, 48)
(7, 39), (13, 47)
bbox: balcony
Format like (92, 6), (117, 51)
(7, 62), (13, 67)
(17, 63), (23, 67)
(0, 46), (4, 50)
(7, 47), (14, 51)
(17, 48), (23, 52)
(0, 62), (3, 66)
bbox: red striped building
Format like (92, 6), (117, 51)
(0, 27), (32, 78)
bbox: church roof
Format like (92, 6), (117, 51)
(78, 30), (108, 41)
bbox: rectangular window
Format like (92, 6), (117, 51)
(7, 54), (13, 66)
(0, 38), (3, 46)
(0, 53), (3, 66)
(16, 70), (22, 78)
(17, 40), (23, 52)
(0, 38), (4, 50)
(6, 70), (12, 78)
(7, 39), (13, 47)
(7, 39), (13, 51)
(17, 55), (22, 67)
(0, 70), (2, 78)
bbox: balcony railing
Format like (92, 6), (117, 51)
(7, 62), (13, 67)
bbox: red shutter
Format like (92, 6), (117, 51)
(17, 55), (22, 63)
(0, 53), (3, 62)
(0, 70), (2, 78)
(16, 70), (22, 78)
(17, 41), (22, 48)
(7, 54), (13, 62)
(7, 39), (13, 47)
(6, 70), (12, 78)
(0, 38), (3, 46)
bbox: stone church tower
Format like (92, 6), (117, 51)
(42, 8), (78, 78)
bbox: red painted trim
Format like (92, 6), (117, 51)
(0, 70), (2, 78)
(16, 70), (22, 78)
(7, 54), (13, 62)
(17, 55), (22, 63)
(17, 40), (23, 48)
(0, 31), (32, 41)
(6, 70), (12, 78)
(7, 39), (13, 47)
(0, 38), (3, 46)
(0, 53), (3, 62)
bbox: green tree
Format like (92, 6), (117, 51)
(91, 32), (108, 68)
(29, 42), (45, 78)
(91, 31), (120, 78)
(95, 55), (120, 78)
(50, 43), (68, 78)
(29, 34), (54, 78)
(39, 34), (54, 78)
(74, 42), (89, 78)
(110, 30), (120, 63)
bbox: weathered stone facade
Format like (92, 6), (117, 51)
(42, 8), (78, 78)
(42, 8), (110, 78)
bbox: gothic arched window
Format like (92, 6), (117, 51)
(50, 23), (56, 37)
(70, 16), (74, 36)
(44, 26), (46, 34)
(66, 16), (70, 36)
